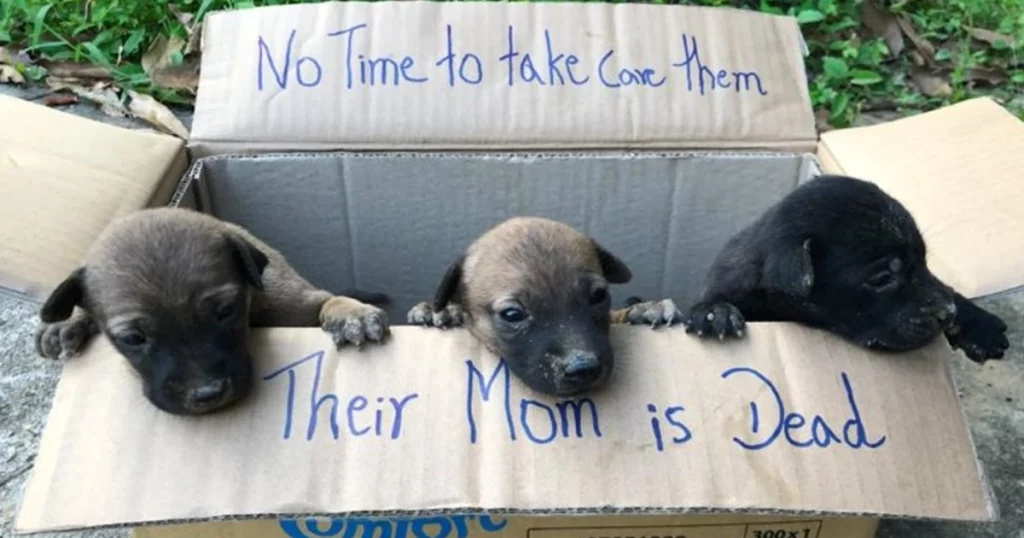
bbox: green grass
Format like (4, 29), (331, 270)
(1, 0), (1022, 124)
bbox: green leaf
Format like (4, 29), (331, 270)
(797, 9), (826, 24)
(830, 92), (849, 118)
(30, 3), (52, 46)
(850, 70), (884, 85)
(124, 30), (145, 55)
(82, 41), (114, 69)
(0, 29), (10, 43)
(822, 57), (848, 79)
(1012, 72), (1024, 84)
(196, 0), (218, 21)
(170, 50), (184, 66)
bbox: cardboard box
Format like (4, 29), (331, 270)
(10, 2), (1024, 538)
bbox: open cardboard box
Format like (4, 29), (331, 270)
(5, 2), (1024, 538)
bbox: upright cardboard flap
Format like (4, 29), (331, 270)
(818, 98), (1024, 298)
(190, 2), (816, 155)
(17, 325), (994, 533)
(0, 95), (187, 299)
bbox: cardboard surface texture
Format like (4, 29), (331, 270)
(0, 95), (187, 300)
(16, 325), (994, 533)
(818, 97), (1024, 299)
(173, 152), (817, 320)
(133, 514), (880, 538)
(190, 2), (816, 154)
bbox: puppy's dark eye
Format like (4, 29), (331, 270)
(117, 330), (147, 347)
(865, 272), (897, 290)
(498, 307), (527, 323)
(215, 303), (236, 321)
(590, 288), (609, 305)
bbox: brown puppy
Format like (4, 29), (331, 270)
(35, 207), (390, 416)
(407, 217), (680, 396)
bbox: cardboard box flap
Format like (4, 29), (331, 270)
(818, 97), (1024, 298)
(17, 325), (994, 533)
(0, 95), (187, 299)
(190, 2), (816, 156)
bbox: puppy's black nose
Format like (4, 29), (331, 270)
(564, 352), (602, 384)
(191, 380), (228, 405)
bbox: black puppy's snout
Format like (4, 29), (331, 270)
(191, 380), (228, 405)
(564, 351), (602, 383)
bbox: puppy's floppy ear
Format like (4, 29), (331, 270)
(433, 255), (464, 311)
(40, 268), (87, 323)
(761, 238), (814, 297)
(225, 234), (269, 291)
(593, 241), (632, 284)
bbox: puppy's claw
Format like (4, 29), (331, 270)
(320, 298), (390, 350)
(622, 299), (684, 330)
(406, 302), (465, 329)
(944, 304), (1009, 363)
(684, 301), (746, 342)
(34, 315), (98, 360)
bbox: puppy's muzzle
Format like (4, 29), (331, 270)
(181, 378), (237, 414)
(564, 351), (603, 386)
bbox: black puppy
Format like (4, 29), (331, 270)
(678, 174), (1009, 362)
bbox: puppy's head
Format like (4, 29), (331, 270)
(763, 176), (955, 352)
(40, 208), (268, 415)
(436, 217), (632, 396)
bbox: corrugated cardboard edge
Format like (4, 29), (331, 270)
(186, 140), (822, 160)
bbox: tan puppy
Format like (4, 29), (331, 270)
(35, 207), (390, 416)
(407, 217), (680, 396)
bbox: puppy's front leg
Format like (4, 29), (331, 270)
(611, 297), (683, 329)
(944, 292), (1009, 362)
(406, 302), (465, 329)
(35, 308), (99, 360)
(317, 293), (390, 348)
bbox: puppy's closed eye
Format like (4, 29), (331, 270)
(114, 327), (148, 348)
(865, 271), (899, 292)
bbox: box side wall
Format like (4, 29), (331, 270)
(172, 153), (816, 320)
(133, 515), (878, 538)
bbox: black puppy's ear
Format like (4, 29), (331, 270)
(40, 268), (86, 323)
(761, 238), (814, 297)
(226, 234), (270, 291)
(433, 256), (464, 311)
(593, 241), (632, 284)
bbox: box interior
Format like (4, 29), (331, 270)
(173, 152), (819, 321)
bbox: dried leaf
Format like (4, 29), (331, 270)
(0, 64), (25, 84)
(142, 36), (186, 79)
(0, 46), (32, 66)
(151, 58), (200, 92)
(42, 93), (78, 107)
(127, 90), (190, 139)
(967, 27), (1014, 49)
(911, 67), (952, 97)
(184, 24), (203, 56)
(168, 5), (194, 28)
(814, 108), (833, 133)
(965, 66), (1008, 86)
(861, 2), (904, 57)
(53, 81), (129, 117)
(40, 61), (111, 80)
(896, 16), (936, 67)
